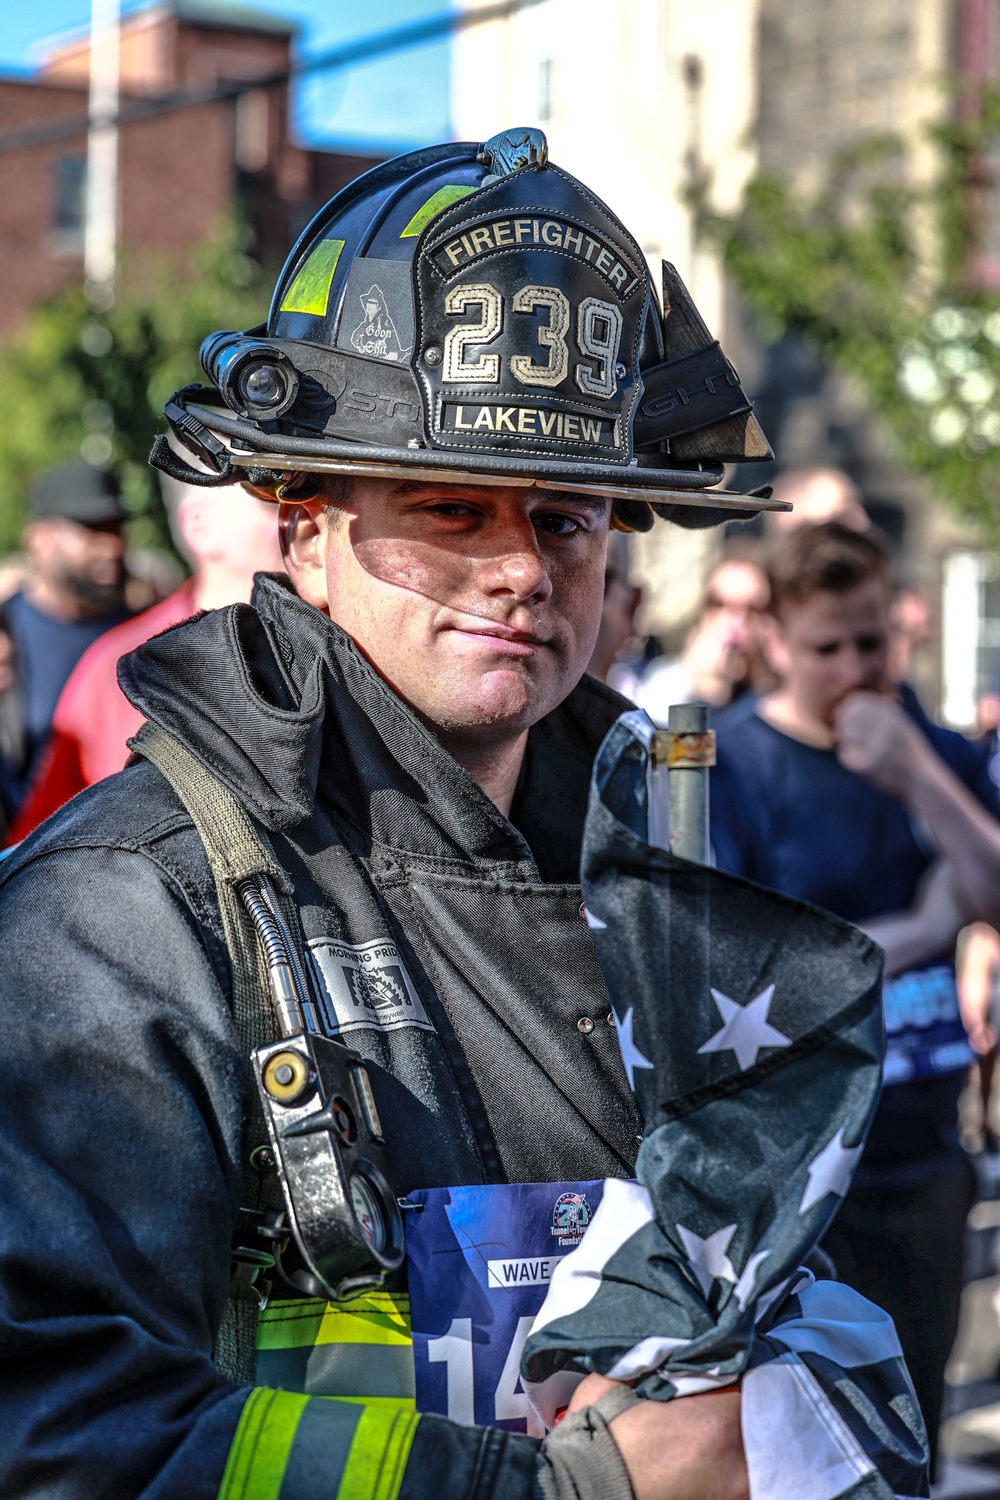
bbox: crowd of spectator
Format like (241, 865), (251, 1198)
(585, 464), (1000, 1474)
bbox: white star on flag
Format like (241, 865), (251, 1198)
(676, 1221), (738, 1298)
(613, 1007), (654, 1090)
(698, 985), (792, 1071)
(733, 1250), (770, 1310)
(799, 1126), (863, 1215)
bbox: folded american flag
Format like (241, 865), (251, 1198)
(522, 712), (929, 1500)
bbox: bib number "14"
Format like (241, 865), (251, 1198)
(441, 283), (623, 399)
(427, 1314), (545, 1436)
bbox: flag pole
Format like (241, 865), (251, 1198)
(663, 703), (715, 863)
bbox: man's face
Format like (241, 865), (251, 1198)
(704, 561), (769, 654)
(26, 515), (125, 613)
(283, 478), (610, 743)
(769, 575), (892, 727)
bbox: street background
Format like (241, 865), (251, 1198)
(5, 1), (1000, 1493)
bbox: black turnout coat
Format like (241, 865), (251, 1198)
(0, 573), (640, 1499)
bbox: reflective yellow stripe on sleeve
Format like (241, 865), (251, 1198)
(337, 1406), (420, 1500)
(218, 1387), (420, 1500)
(217, 1387), (309, 1500)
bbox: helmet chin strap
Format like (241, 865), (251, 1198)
(148, 434), (288, 496)
(149, 434), (232, 487)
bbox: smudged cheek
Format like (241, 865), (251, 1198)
(550, 557), (605, 662)
(351, 537), (483, 613)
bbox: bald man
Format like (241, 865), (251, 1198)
(769, 466), (870, 532)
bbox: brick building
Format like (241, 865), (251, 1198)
(451, 0), (1000, 725)
(0, 0), (383, 333)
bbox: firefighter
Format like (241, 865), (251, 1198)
(0, 130), (778, 1499)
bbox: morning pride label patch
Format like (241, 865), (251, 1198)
(307, 936), (434, 1036)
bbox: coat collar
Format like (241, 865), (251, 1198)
(120, 573), (625, 868)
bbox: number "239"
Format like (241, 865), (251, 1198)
(440, 282), (623, 399)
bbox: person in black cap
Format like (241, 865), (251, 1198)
(2, 462), (130, 798)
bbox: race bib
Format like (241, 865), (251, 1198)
(882, 964), (972, 1084)
(405, 1180), (606, 1433)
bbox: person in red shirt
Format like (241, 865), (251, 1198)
(10, 469), (284, 839)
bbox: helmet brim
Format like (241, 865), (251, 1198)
(185, 400), (788, 517)
(226, 449), (788, 515)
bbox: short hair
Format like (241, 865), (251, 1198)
(767, 521), (891, 615)
(272, 471), (351, 528)
(310, 473), (351, 508)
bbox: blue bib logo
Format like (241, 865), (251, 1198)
(550, 1191), (591, 1247)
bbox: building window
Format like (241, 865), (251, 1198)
(941, 548), (1000, 726)
(52, 155), (86, 252)
(958, 0), (1000, 283)
(234, 88), (270, 174)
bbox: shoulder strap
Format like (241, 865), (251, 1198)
(130, 720), (306, 1383)
(132, 720), (295, 1057)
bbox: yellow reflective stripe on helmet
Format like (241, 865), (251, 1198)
(335, 1406), (420, 1500)
(399, 185), (477, 239)
(217, 1387), (309, 1500)
(280, 238), (346, 316)
(257, 1292), (411, 1350)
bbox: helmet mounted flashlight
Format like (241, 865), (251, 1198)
(200, 331), (300, 422)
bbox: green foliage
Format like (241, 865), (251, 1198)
(0, 220), (271, 554)
(693, 89), (1000, 541)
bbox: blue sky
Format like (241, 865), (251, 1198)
(0, 0), (451, 151)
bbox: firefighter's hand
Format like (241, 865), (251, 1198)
(567, 1372), (747, 1500)
(833, 691), (931, 798)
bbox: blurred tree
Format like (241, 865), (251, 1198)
(0, 219), (271, 555)
(694, 87), (1000, 540)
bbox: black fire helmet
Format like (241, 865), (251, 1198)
(153, 128), (786, 532)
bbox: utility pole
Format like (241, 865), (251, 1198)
(84, 0), (120, 310)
